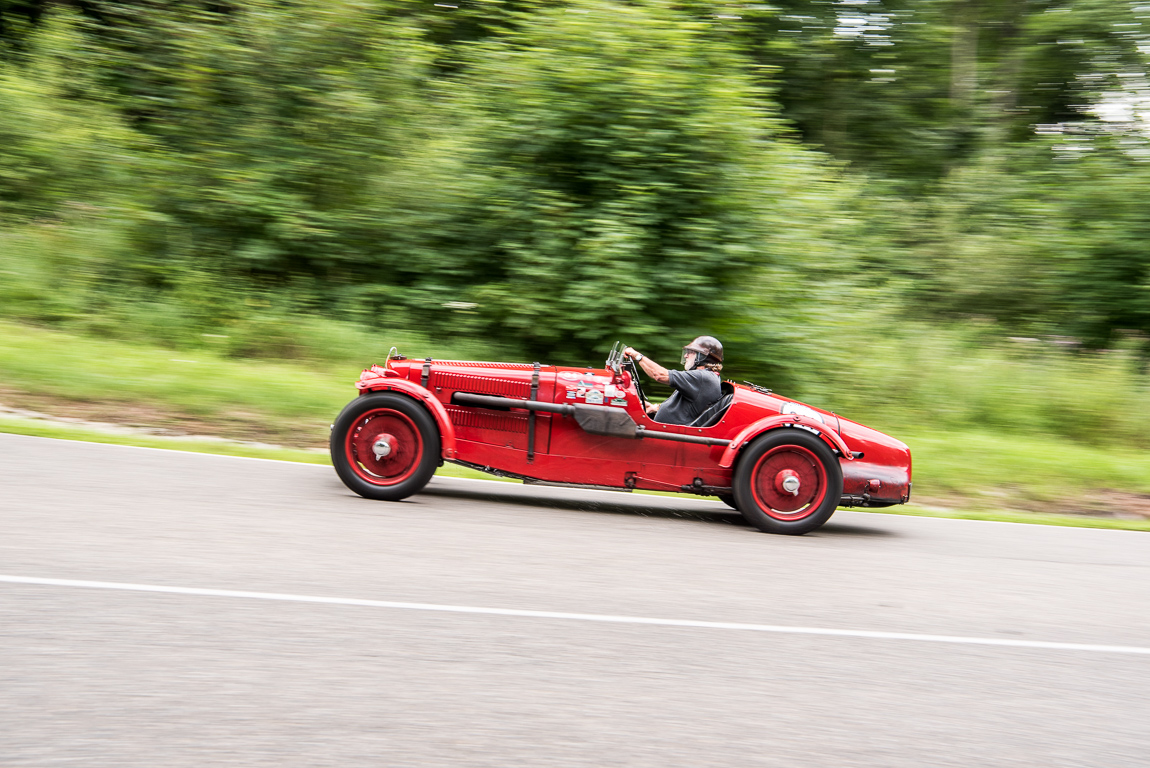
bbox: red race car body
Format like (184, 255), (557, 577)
(330, 345), (911, 535)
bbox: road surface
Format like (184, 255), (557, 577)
(2, 433), (1148, 766)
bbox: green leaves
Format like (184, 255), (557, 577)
(411, 0), (835, 363)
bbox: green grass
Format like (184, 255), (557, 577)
(0, 319), (353, 431)
(1, 318), (1148, 529)
(877, 504), (1150, 532)
(0, 414), (332, 463)
(899, 428), (1150, 506)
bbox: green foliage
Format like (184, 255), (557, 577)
(0, 16), (146, 221)
(711, 0), (1145, 184)
(75, 0), (431, 283)
(0, 0), (46, 59)
(405, 0), (839, 366)
(888, 139), (1150, 346)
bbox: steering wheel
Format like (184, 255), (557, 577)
(607, 341), (651, 411)
(606, 341), (624, 377)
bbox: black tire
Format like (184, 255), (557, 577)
(331, 392), (441, 501)
(717, 493), (739, 511)
(733, 429), (843, 535)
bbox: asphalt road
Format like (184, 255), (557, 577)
(2, 433), (1149, 767)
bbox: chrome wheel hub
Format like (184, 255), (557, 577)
(372, 434), (396, 460)
(776, 469), (801, 497)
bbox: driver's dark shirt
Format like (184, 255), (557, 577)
(654, 369), (722, 426)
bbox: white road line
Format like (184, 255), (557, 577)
(2, 574), (1147, 656)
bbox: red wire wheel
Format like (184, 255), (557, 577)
(750, 445), (827, 520)
(331, 392), (440, 501)
(345, 409), (423, 486)
(733, 429), (843, 535)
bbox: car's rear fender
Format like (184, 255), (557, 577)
(717, 414), (854, 469)
(355, 369), (458, 460)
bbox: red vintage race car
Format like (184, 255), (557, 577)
(330, 343), (911, 535)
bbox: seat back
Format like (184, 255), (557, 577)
(689, 389), (734, 429)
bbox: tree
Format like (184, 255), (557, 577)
(0, 0), (47, 58)
(70, 0), (431, 284)
(703, 0), (1145, 186)
(396, 0), (849, 371)
(0, 14), (144, 221)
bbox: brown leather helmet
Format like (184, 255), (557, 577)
(682, 335), (723, 367)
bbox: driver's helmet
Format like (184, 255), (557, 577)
(682, 335), (723, 368)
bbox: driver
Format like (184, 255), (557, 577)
(623, 336), (723, 425)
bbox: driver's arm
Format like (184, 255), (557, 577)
(623, 347), (670, 384)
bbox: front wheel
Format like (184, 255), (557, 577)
(733, 430), (843, 535)
(331, 392), (440, 501)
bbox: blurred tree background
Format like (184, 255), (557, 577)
(2, 0), (1150, 443)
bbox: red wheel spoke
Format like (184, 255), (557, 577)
(750, 444), (828, 521)
(345, 409), (423, 486)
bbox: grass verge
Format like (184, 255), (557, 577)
(897, 428), (1150, 514)
(872, 504), (1150, 532)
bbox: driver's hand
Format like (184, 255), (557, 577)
(645, 403), (659, 416)
(623, 347), (639, 360)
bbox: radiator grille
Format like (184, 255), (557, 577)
(446, 406), (529, 433)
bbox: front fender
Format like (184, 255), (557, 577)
(718, 414), (854, 469)
(356, 370), (458, 460)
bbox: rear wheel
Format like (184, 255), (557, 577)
(717, 494), (738, 510)
(331, 392), (440, 501)
(733, 430), (843, 535)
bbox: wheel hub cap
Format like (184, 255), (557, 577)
(372, 434), (396, 460)
(775, 469), (801, 496)
(345, 407), (424, 487)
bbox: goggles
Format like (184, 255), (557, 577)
(681, 348), (699, 367)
